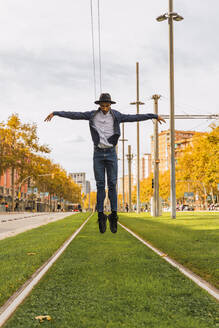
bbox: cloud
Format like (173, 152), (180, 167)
(62, 135), (86, 143)
(0, 48), (93, 89)
(0, 0), (219, 191)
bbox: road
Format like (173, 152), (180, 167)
(0, 212), (74, 240)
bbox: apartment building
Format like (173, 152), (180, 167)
(69, 172), (91, 195)
(150, 129), (198, 173)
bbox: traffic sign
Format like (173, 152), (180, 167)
(184, 192), (194, 198)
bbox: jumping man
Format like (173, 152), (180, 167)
(44, 93), (166, 233)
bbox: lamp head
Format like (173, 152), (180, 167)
(173, 14), (184, 21)
(156, 13), (168, 22)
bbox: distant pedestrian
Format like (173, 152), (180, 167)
(14, 202), (19, 211)
(125, 203), (129, 212)
(45, 93), (166, 233)
(5, 203), (8, 212)
(78, 204), (82, 212)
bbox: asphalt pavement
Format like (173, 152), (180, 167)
(0, 212), (74, 240)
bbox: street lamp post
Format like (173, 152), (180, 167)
(156, 0), (184, 219)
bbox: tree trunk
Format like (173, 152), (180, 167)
(203, 186), (208, 210)
(211, 187), (215, 205)
(49, 193), (51, 212)
(11, 167), (15, 212)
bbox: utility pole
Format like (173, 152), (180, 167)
(116, 144), (119, 210)
(152, 95), (161, 216)
(156, 1), (184, 219)
(119, 123), (128, 211)
(115, 144), (121, 211)
(126, 145), (134, 211)
(130, 62), (144, 213)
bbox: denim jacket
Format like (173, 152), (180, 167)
(53, 108), (158, 147)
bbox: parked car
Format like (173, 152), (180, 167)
(212, 203), (219, 211)
(182, 205), (194, 211)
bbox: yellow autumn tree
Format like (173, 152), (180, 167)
(84, 191), (97, 210)
(0, 114), (50, 210)
(176, 124), (219, 206)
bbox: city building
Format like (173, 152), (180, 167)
(0, 168), (28, 198)
(141, 154), (152, 179)
(69, 172), (91, 195)
(133, 154), (152, 185)
(150, 129), (199, 173)
(0, 168), (28, 211)
(85, 180), (91, 195)
(119, 174), (134, 203)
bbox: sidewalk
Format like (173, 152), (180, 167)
(0, 212), (74, 240)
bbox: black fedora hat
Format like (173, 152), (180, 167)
(94, 93), (116, 104)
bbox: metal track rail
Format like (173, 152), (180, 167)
(119, 222), (219, 302)
(0, 213), (93, 327)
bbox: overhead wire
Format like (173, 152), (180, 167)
(97, 0), (102, 93)
(161, 96), (215, 131)
(90, 0), (103, 99)
(90, 0), (97, 100)
(161, 95), (210, 115)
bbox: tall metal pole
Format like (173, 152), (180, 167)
(115, 144), (119, 211)
(122, 124), (125, 209)
(136, 63), (140, 213)
(119, 123), (128, 211)
(126, 145), (133, 211)
(156, 1), (183, 219)
(130, 63), (144, 213)
(152, 95), (161, 216)
(169, 0), (176, 219)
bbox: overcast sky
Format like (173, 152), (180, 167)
(0, 0), (218, 190)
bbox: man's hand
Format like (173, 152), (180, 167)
(157, 115), (166, 124)
(44, 113), (54, 122)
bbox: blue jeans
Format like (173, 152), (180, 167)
(93, 147), (118, 212)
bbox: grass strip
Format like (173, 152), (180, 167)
(0, 212), (90, 307)
(119, 212), (219, 289)
(4, 214), (219, 328)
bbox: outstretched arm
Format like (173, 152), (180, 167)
(44, 110), (92, 122)
(120, 112), (166, 124)
(44, 113), (54, 122)
(157, 115), (166, 124)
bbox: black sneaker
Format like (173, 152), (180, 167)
(108, 212), (118, 233)
(98, 212), (107, 233)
